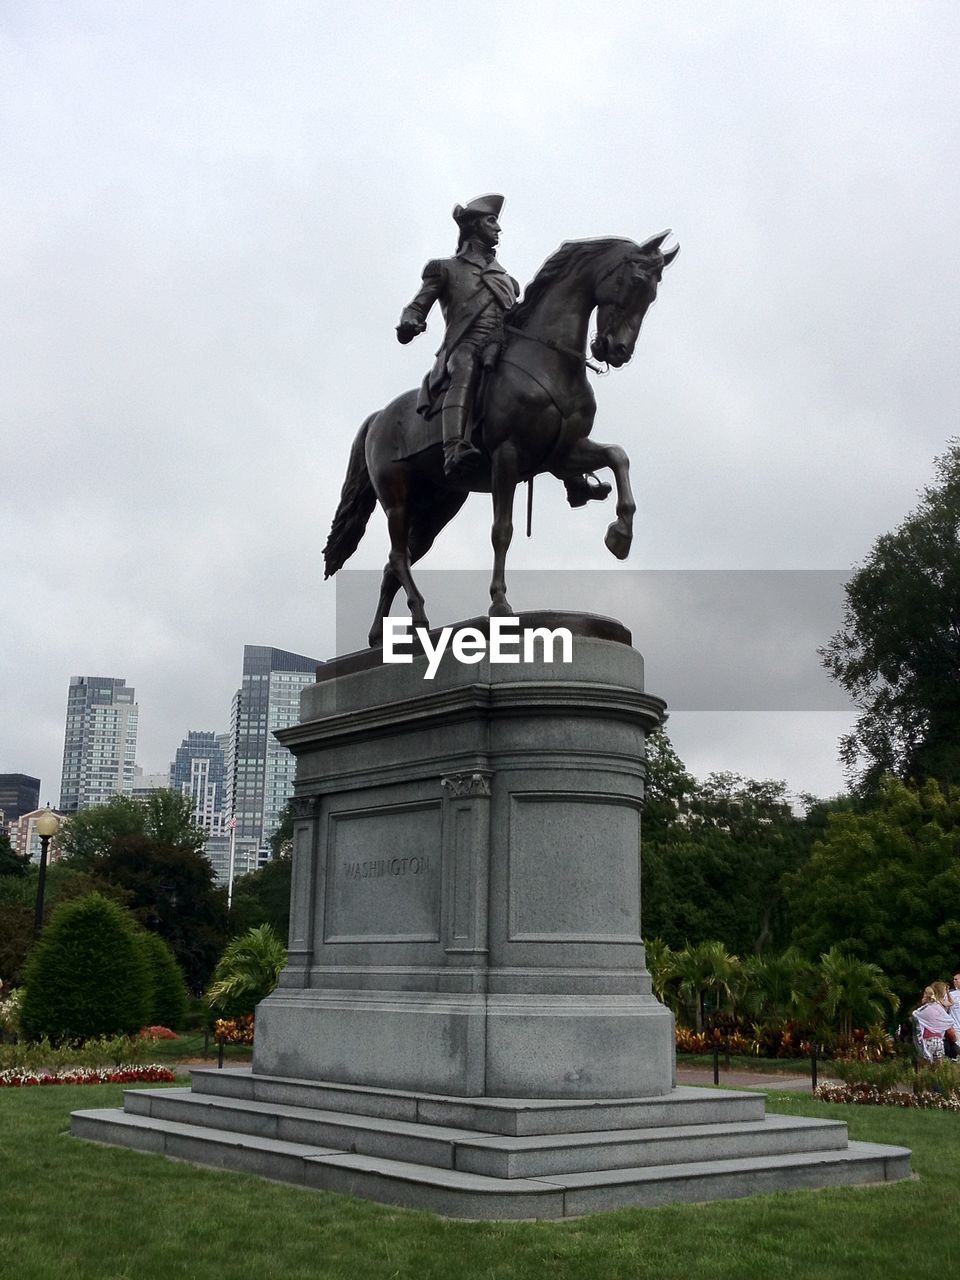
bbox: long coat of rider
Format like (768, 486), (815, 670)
(396, 194), (519, 480)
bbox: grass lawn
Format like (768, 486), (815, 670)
(145, 1031), (252, 1066)
(1, 1084), (956, 1280)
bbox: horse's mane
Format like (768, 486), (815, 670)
(510, 237), (639, 330)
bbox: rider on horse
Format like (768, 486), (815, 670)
(396, 193), (518, 480)
(396, 194), (609, 506)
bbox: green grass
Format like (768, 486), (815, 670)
(676, 1051), (913, 1076)
(1, 1084), (957, 1279)
(145, 1031), (252, 1065)
(677, 1051), (815, 1073)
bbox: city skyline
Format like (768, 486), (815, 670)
(7, 646), (322, 881)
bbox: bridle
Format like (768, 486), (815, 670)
(505, 250), (659, 375)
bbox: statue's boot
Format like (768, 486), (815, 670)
(564, 473), (612, 508)
(442, 397), (483, 479)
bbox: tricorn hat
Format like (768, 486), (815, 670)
(453, 193), (505, 225)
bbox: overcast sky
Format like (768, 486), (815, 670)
(3, 2), (958, 807)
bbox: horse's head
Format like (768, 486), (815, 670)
(591, 232), (679, 368)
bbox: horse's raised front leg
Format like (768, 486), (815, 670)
(489, 443), (519, 616)
(564, 438), (636, 560)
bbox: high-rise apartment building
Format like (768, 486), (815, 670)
(168, 729), (231, 882)
(58, 676), (139, 812)
(224, 645), (318, 872)
(170, 730), (227, 833)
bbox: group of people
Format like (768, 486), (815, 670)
(913, 974), (960, 1061)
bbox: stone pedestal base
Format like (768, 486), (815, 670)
(254, 990), (673, 1098)
(256, 613), (672, 1099)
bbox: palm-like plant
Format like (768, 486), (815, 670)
(740, 949), (811, 1023)
(205, 925), (287, 1018)
(813, 947), (898, 1041)
(643, 937), (674, 1004)
(667, 941), (741, 1032)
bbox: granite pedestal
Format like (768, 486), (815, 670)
(255, 612), (674, 1099)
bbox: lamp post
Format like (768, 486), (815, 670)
(33, 806), (60, 938)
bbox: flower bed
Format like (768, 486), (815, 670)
(815, 1080), (960, 1111)
(137, 1026), (179, 1041)
(0, 1064), (176, 1088)
(214, 1015), (254, 1045)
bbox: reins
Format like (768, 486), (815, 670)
(505, 325), (607, 375)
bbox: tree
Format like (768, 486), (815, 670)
(821, 440), (960, 791)
(58, 796), (148, 868)
(641, 732), (817, 955)
(666, 941), (741, 1033)
(139, 931), (189, 1031)
(0, 830), (27, 878)
(205, 925), (287, 1018)
(90, 835), (228, 994)
(0, 861), (115, 987)
(812, 947), (898, 1040)
(20, 893), (152, 1043)
(59, 791), (206, 869)
(739, 948), (811, 1023)
(643, 937), (674, 1003)
(784, 775), (960, 1008)
(229, 855), (291, 938)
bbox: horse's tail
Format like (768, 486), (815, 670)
(323, 415), (377, 578)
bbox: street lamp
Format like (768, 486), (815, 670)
(33, 806), (60, 938)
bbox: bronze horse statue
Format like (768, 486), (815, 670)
(324, 233), (678, 646)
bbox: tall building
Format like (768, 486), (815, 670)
(170, 730), (227, 833)
(0, 774), (41, 828)
(224, 645), (318, 874)
(58, 676), (139, 812)
(167, 730), (231, 882)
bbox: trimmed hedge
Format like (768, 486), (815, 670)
(20, 894), (152, 1043)
(139, 930), (189, 1031)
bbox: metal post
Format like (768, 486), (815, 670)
(33, 834), (50, 938)
(227, 819), (237, 911)
(712, 1044), (720, 1085)
(810, 1045), (818, 1092)
(217, 1035), (225, 1069)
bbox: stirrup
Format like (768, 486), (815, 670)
(565, 473), (612, 508)
(443, 441), (482, 478)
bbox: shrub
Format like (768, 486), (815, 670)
(0, 984), (23, 1038)
(831, 1058), (908, 1091)
(205, 924), (286, 1018)
(138, 931), (189, 1031)
(20, 894), (152, 1043)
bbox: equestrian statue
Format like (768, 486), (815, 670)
(323, 195), (678, 646)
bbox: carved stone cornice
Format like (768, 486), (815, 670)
(289, 795), (321, 819)
(440, 772), (492, 798)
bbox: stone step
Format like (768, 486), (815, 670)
(70, 1106), (911, 1221)
(124, 1088), (480, 1170)
(126, 1087), (847, 1178)
(188, 1067), (767, 1135)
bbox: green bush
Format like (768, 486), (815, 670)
(913, 1060), (960, 1099)
(138, 931), (189, 1031)
(205, 924), (286, 1018)
(831, 1058), (908, 1091)
(20, 893), (152, 1043)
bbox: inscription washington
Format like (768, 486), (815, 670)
(343, 855), (432, 881)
